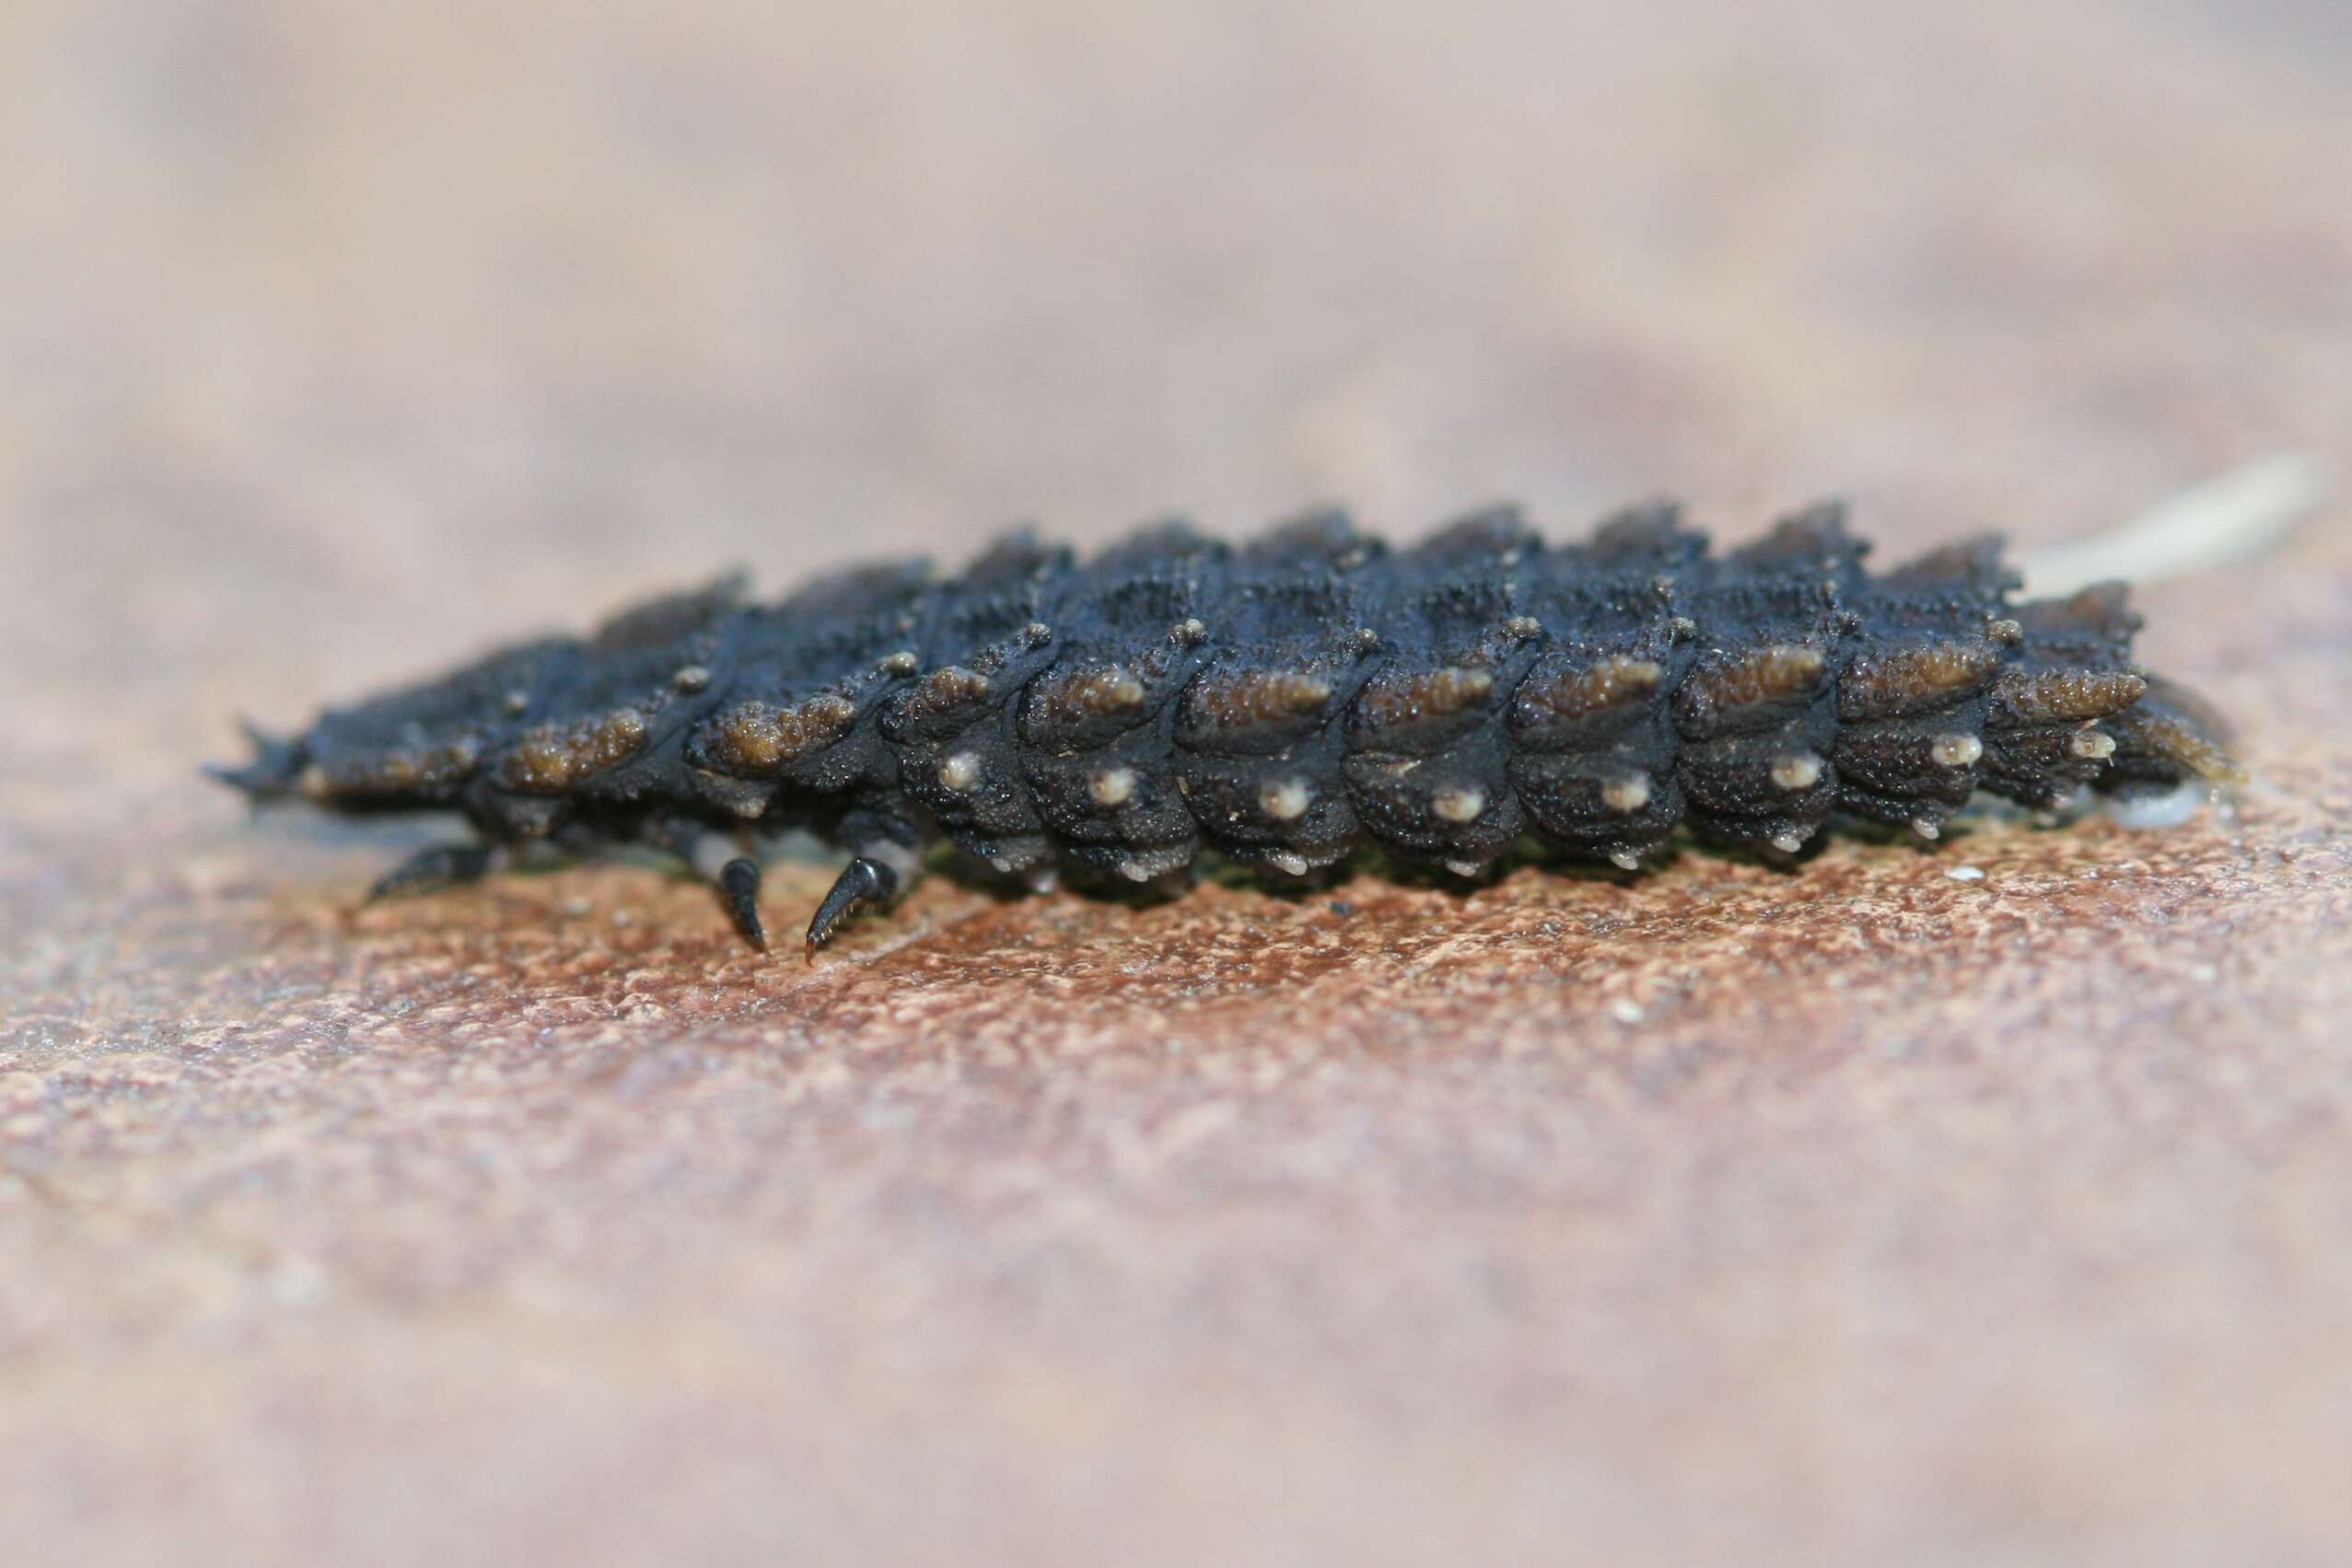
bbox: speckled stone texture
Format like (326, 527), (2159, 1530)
(5, 2), (2351, 1563)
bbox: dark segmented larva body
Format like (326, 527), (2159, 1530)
(212, 502), (2239, 955)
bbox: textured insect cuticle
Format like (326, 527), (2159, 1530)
(221, 501), (2235, 950)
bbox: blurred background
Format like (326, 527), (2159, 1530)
(6, 0), (2345, 786)
(5, 1), (2350, 1563)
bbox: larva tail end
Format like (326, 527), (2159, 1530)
(2102, 674), (2245, 794)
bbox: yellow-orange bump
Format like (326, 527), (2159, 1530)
(1030, 664), (1148, 728)
(1516, 656), (1664, 725)
(896, 665), (995, 726)
(1838, 641), (1999, 720)
(1687, 644), (1825, 711)
(1185, 668), (1334, 732)
(322, 738), (483, 796)
(1355, 667), (1495, 729)
(1993, 669), (2147, 726)
(698, 694), (858, 774)
(498, 710), (648, 793)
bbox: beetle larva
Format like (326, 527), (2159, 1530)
(212, 502), (2237, 956)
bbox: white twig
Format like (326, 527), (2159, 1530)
(2018, 452), (2332, 597)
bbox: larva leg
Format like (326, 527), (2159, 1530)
(798, 802), (930, 959)
(715, 858), (765, 951)
(368, 842), (499, 900)
(804, 855), (902, 961)
(644, 819), (769, 952)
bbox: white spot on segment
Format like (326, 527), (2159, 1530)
(2102, 778), (2214, 830)
(1172, 617), (1208, 645)
(1025, 866), (1060, 894)
(1911, 817), (1941, 841)
(1768, 831), (1806, 854)
(1503, 615), (1543, 640)
(1770, 751), (1824, 791)
(938, 751), (982, 792)
(1444, 859), (1485, 878)
(879, 650), (919, 676)
(2069, 728), (2117, 761)
(1608, 850), (1642, 872)
(1259, 777), (1312, 821)
(1947, 865), (1986, 882)
(671, 665), (712, 693)
(1601, 772), (1652, 814)
(1089, 766), (1136, 808)
(1432, 785), (1485, 823)
(1931, 733), (1985, 768)
(1266, 852), (1311, 877)
(504, 690), (531, 715)
(1115, 844), (1196, 883)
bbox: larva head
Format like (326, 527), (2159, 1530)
(204, 718), (312, 800)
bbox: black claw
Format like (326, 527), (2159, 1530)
(638, 820), (769, 953)
(718, 856), (767, 951)
(804, 856), (902, 962)
(368, 842), (496, 900)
